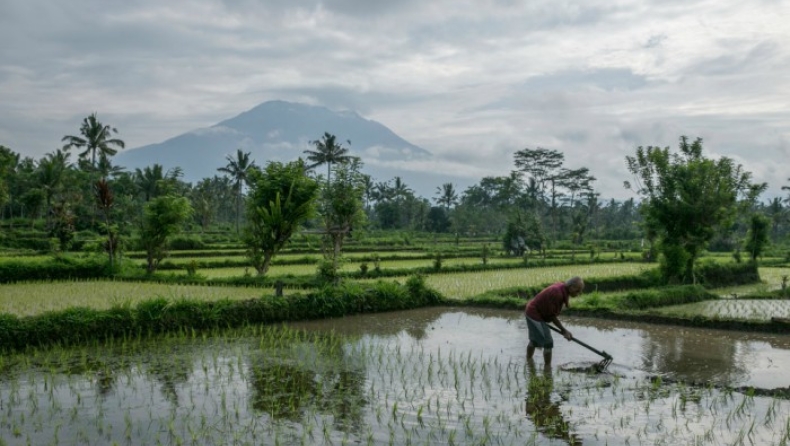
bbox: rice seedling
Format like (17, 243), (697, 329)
(1, 308), (788, 445)
(424, 263), (655, 299)
(0, 280), (270, 317)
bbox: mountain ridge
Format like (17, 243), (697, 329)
(115, 100), (466, 198)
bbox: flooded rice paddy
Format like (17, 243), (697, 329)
(2, 307), (790, 445)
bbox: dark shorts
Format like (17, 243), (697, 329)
(526, 316), (553, 349)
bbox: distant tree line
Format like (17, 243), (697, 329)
(1, 114), (788, 283)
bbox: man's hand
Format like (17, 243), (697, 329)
(563, 329), (573, 341)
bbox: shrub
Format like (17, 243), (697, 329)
(169, 235), (206, 251)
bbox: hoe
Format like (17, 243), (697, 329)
(547, 325), (613, 372)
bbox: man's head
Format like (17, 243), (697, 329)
(565, 276), (584, 297)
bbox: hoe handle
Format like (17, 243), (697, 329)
(547, 324), (613, 360)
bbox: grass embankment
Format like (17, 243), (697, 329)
(0, 253), (783, 350)
(0, 276), (441, 352)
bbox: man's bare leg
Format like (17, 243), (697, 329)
(543, 348), (552, 367)
(527, 341), (536, 360)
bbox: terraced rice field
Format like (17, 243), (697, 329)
(0, 281), (273, 317)
(653, 299), (790, 322)
(423, 263), (656, 298)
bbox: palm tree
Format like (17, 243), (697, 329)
(217, 149), (257, 234)
(62, 113), (125, 170)
(37, 150), (70, 229)
(391, 176), (413, 201)
(134, 164), (166, 202)
(303, 132), (354, 185)
(434, 183), (458, 210)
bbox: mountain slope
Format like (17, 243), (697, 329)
(116, 100), (431, 181)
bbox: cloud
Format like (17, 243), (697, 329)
(1, 0), (789, 201)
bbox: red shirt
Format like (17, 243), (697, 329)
(525, 282), (569, 322)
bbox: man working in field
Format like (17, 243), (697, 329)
(525, 276), (584, 367)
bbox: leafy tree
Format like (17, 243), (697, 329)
(0, 146), (20, 218)
(94, 179), (119, 269)
(513, 147), (564, 196)
(190, 178), (220, 232)
(625, 136), (758, 283)
(244, 160), (319, 275)
(303, 132), (355, 185)
(764, 197), (786, 241)
(49, 201), (76, 252)
(744, 214), (770, 261)
(502, 211), (544, 256)
(37, 150), (70, 229)
(217, 149), (257, 234)
(426, 206), (451, 233)
(62, 113), (125, 170)
(140, 195), (193, 274)
(318, 160), (367, 280)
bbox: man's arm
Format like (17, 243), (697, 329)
(550, 316), (573, 340)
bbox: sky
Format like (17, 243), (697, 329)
(1, 0), (789, 200)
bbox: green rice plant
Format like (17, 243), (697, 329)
(423, 263), (655, 299)
(0, 280), (269, 317)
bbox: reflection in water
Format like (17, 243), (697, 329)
(2, 310), (790, 445)
(525, 359), (582, 446)
(248, 334), (368, 434)
(639, 330), (744, 384)
(146, 352), (192, 406)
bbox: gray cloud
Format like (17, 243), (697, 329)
(1, 0), (789, 200)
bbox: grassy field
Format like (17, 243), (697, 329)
(422, 263), (656, 298)
(652, 299), (790, 321)
(0, 281), (274, 317)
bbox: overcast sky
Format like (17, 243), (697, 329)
(1, 0), (788, 200)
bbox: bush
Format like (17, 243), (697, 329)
(694, 260), (759, 287)
(169, 235), (206, 251)
(0, 256), (112, 283)
(0, 275), (444, 352)
(614, 285), (715, 310)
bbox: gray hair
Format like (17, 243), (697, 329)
(565, 276), (584, 291)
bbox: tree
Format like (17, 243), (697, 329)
(744, 214), (770, 261)
(37, 150), (70, 229)
(217, 149), (257, 234)
(244, 160), (319, 276)
(62, 113), (125, 170)
(513, 148), (564, 203)
(134, 164), (182, 202)
(425, 206), (451, 233)
(434, 183), (458, 210)
(318, 160), (367, 280)
(0, 146), (20, 217)
(502, 211), (544, 256)
(94, 179), (119, 269)
(764, 197), (786, 241)
(303, 132), (354, 185)
(625, 136), (757, 283)
(140, 195), (193, 274)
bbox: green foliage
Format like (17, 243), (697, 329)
(626, 136), (759, 283)
(503, 211), (544, 256)
(140, 195), (193, 273)
(694, 260), (760, 288)
(613, 285), (715, 310)
(316, 258), (341, 285)
(168, 235), (207, 250)
(0, 256), (112, 283)
(744, 214), (770, 261)
(244, 160), (319, 276)
(320, 160), (367, 272)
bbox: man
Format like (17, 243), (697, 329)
(525, 276), (584, 367)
